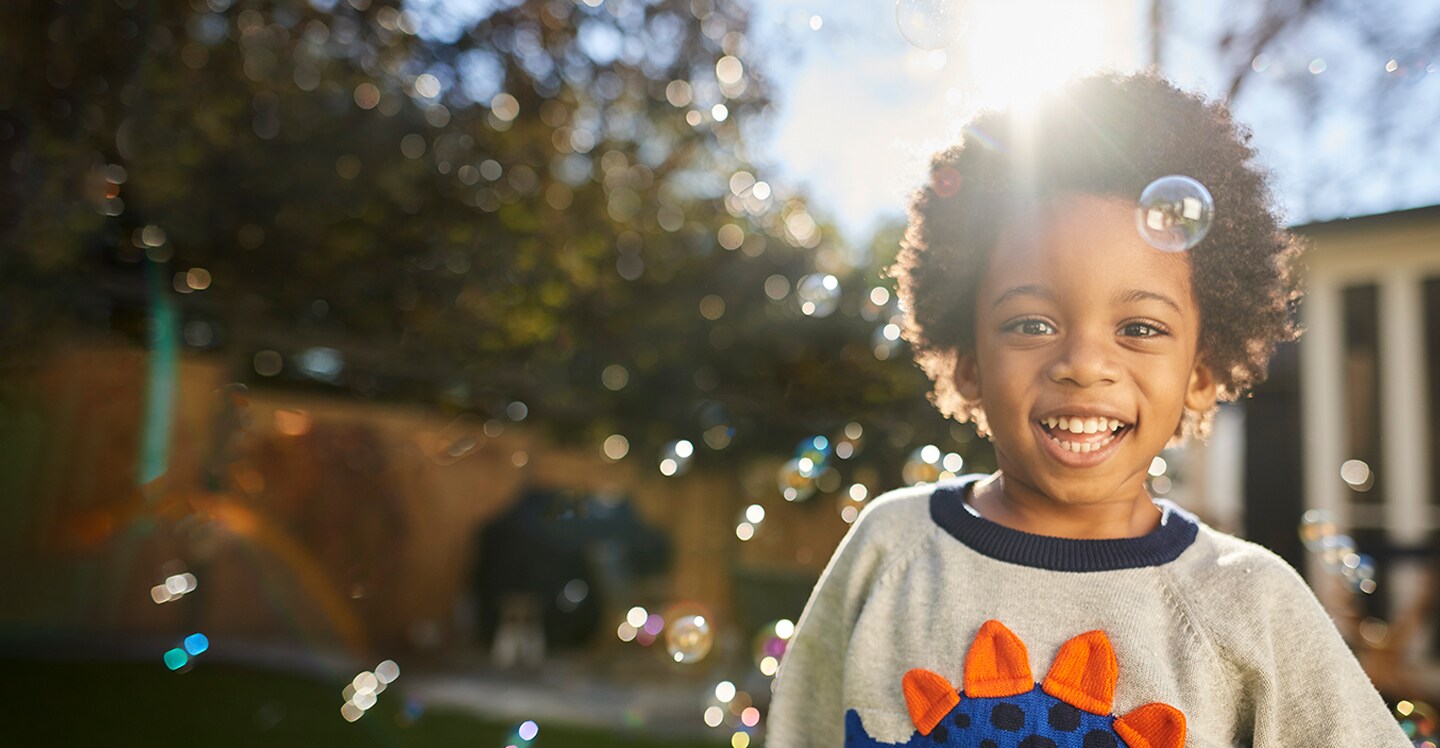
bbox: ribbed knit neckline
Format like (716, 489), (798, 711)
(929, 475), (1199, 572)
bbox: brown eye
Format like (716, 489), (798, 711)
(1122, 322), (1166, 338)
(1005, 318), (1055, 336)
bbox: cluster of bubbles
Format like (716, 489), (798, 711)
(1135, 175), (1215, 252)
(151, 572), (198, 604)
(777, 431), (857, 502)
(702, 679), (763, 748)
(694, 619), (795, 742)
(1395, 700), (1438, 747)
(1299, 509), (1378, 594)
(901, 445), (964, 486)
(163, 633), (209, 671)
(752, 619), (795, 677)
(616, 602), (718, 666)
(616, 605), (665, 646)
(895, 0), (966, 50)
(339, 660), (401, 723)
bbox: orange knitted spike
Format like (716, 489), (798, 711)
(1113, 702), (1187, 748)
(1040, 629), (1118, 715)
(901, 669), (960, 736)
(963, 619), (1034, 698)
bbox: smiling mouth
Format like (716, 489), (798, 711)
(1036, 415), (1132, 454)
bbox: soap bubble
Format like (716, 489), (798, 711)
(796, 274), (840, 317)
(895, 0), (966, 50)
(1299, 509), (1337, 551)
(663, 602), (715, 664)
(778, 458), (817, 502)
(872, 322), (903, 360)
(659, 439), (695, 476)
(1135, 175), (1214, 252)
(902, 445), (943, 485)
(1341, 553), (1378, 594)
(753, 619), (795, 672)
(1319, 533), (1357, 570)
(795, 435), (830, 470)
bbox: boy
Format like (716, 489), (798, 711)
(766, 73), (1409, 747)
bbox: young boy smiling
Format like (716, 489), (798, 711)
(767, 74), (1409, 747)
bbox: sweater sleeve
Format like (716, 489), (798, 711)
(767, 498), (899, 747)
(1215, 554), (1410, 746)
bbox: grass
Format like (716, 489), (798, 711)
(1, 660), (724, 747)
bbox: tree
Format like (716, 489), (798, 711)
(0, 0), (980, 489)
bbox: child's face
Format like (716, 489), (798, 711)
(955, 193), (1217, 506)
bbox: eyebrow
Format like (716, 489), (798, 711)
(1115, 288), (1183, 315)
(990, 284), (1183, 315)
(990, 284), (1054, 309)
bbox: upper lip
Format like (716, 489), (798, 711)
(1033, 407), (1132, 425)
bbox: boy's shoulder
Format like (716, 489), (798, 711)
(1171, 518), (1335, 636)
(853, 482), (941, 536)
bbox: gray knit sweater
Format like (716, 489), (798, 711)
(767, 476), (1409, 747)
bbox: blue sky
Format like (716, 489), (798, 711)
(742, 0), (1440, 240)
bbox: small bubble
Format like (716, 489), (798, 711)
(902, 446), (942, 485)
(659, 440), (694, 476)
(1135, 175), (1215, 252)
(895, 0), (965, 50)
(796, 274), (840, 317)
(663, 602), (715, 664)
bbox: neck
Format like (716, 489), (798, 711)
(968, 471), (1161, 539)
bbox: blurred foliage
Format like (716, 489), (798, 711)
(0, 0), (978, 477)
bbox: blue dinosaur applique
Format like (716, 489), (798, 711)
(844, 620), (1186, 748)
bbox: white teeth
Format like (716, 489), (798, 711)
(1047, 427), (1121, 454)
(1041, 416), (1128, 431)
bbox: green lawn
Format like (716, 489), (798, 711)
(1, 660), (724, 747)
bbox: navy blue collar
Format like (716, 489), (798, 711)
(929, 475), (1199, 572)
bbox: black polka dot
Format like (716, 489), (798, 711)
(1048, 702), (1081, 731)
(1083, 730), (1119, 748)
(991, 702), (1024, 731)
(1019, 737), (1058, 748)
(980, 741), (999, 748)
(953, 712), (970, 729)
(930, 726), (948, 743)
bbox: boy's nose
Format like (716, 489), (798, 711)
(1046, 333), (1121, 387)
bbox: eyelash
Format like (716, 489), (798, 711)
(1001, 317), (1172, 338)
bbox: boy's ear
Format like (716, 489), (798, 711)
(954, 351), (982, 400)
(1183, 360), (1218, 413)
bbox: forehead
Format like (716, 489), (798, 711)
(982, 194), (1195, 305)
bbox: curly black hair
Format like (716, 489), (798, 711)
(890, 72), (1303, 441)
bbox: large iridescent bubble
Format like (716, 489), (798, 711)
(1135, 175), (1214, 252)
